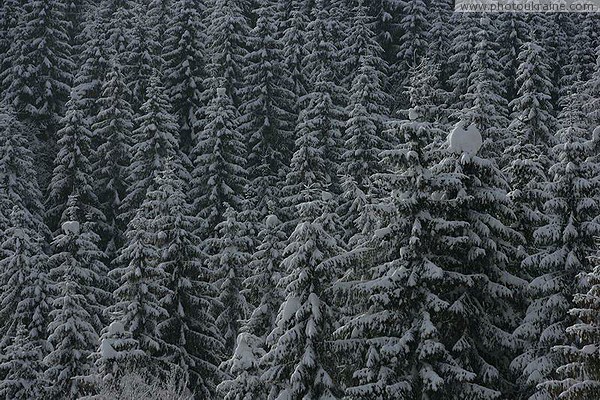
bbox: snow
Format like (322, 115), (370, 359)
(448, 120), (482, 156)
(108, 321), (125, 336)
(61, 220), (80, 235)
(321, 191), (333, 201)
(265, 214), (279, 228)
(408, 107), (419, 121)
(217, 87), (227, 97)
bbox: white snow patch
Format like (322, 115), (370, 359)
(217, 87), (226, 97)
(448, 120), (482, 156)
(265, 214), (280, 228)
(61, 221), (80, 235)
(408, 108), (419, 121)
(108, 321), (125, 336)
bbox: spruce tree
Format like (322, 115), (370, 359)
(111, 187), (170, 372)
(503, 40), (556, 248)
(447, 14), (478, 113)
(152, 162), (223, 398)
(205, 207), (252, 355)
(461, 17), (509, 163)
(512, 91), (600, 399)
(0, 207), (51, 375)
(543, 247), (600, 399)
(0, 109), (47, 237)
(120, 71), (186, 222)
(163, 0), (207, 153)
(93, 62), (134, 259)
(203, 0), (250, 107)
(0, 322), (45, 400)
(190, 86), (247, 238)
(496, 14), (529, 101)
(44, 197), (112, 399)
(1, 0), (74, 137)
(46, 88), (104, 234)
(241, 1), (295, 225)
(262, 190), (344, 400)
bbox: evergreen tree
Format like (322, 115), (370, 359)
(461, 17), (509, 163)
(203, 0), (250, 107)
(111, 187), (170, 371)
(241, 1), (295, 225)
(0, 109), (47, 237)
(190, 87), (247, 238)
(0, 0), (24, 95)
(406, 58), (448, 126)
(163, 0), (207, 153)
(512, 91), (600, 399)
(0, 323), (45, 400)
(496, 14), (529, 101)
(1, 0), (74, 137)
(262, 191), (344, 400)
(46, 88), (104, 233)
(503, 40), (556, 247)
(44, 198), (112, 399)
(205, 207), (252, 355)
(0, 206), (51, 370)
(153, 162), (224, 398)
(120, 71), (186, 222)
(543, 246), (600, 399)
(447, 14), (478, 113)
(93, 62), (134, 259)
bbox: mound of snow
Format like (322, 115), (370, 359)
(448, 120), (482, 156)
(321, 191), (333, 202)
(217, 87), (227, 97)
(408, 107), (419, 121)
(61, 221), (80, 235)
(108, 321), (125, 336)
(265, 214), (280, 228)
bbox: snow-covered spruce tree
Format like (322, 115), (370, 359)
(110, 187), (171, 374)
(560, 16), (597, 99)
(461, 17), (510, 164)
(92, 61), (134, 259)
(367, 0), (400, 66)
(426, 0), (452, 80)
(0, 207), (51, 387)
(120, 70), (186, 222)
(282, 0), (346, 221)
(542, 245), (600, 399)
(44, 197), (112, 399)
(496, 13), (529, 102)
(1, 0), (74, 137)
(393, 0), (430, 107)
(0, 109), (47, 237)
(218, 213), (288, 400)
(46, 88), (104, 234)
(512, 91), (600, 399)
(72, 11), (110, 130)
(277, 0), (309, 117)
(447, 13), (478, 113)
(205, 207), (252, 356)
(262, 189), (344, 400)
(0, 0), (24, 95)
(203, 0), (249, 108)
(503, 40), (556, 248)
(240, 1), (295, 225)
(102, 0), (136, 58)
(163, 0), (207, 153)
(584, 45), (600, 134)
(152, 161), (224, 398)
(190, 86), (247, 238)
(126, 3), (162, 113)
(405, 58), (448, 126)
(0, 322), (46, 400)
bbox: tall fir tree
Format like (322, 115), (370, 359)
(205, 207), (252, 356)
(0, 109), (47, 237)
(241, 1), (295, 226)
(512, 90), (600, 399)
(1, 0), (74, 138)
(44, 197), (112, 399)
(503, 40), (556, 248)
(543, 245), (600, 399)
(0, 206), (51, 391)
(190, 86), (247, 238)
(163, 0), (208, 153)
(152, 161), (224, 398)
(92, 61), (134, 259)
(262, 190), (344, 400)
(46, 88), (104, 234)
(120, 71), (186, 222)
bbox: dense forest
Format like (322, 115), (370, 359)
(1, 0), (600, 399)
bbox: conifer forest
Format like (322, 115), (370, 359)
(1, 0), (600, 398)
